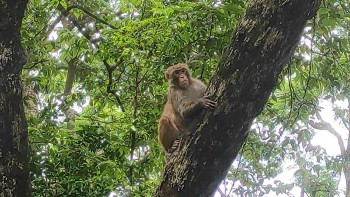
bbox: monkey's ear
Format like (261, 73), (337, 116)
(183, 63), (189, 69)
(165, 71), (171, 80)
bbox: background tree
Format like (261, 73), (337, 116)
(0, 0), (30, 196)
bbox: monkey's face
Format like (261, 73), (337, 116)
(174, 68), (189, 89)
(165, 64), (191, 89)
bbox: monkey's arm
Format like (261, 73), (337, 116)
(192, 78), (207, 94)
(177, 99), (203, 118)
(173, 93), (216, 118)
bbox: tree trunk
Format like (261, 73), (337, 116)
(0, 0), (30, 196)
(345, 135), (350, 197)
(155, 0), (320, 196)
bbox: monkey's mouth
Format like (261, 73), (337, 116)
(180, 80), (189, 88)
(180, 80), (188, 85)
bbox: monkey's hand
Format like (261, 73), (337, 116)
(165, 139), (180, 158)
(167, 139), (180, 153)
(172, 139), (180, 149)
(200, 96), (217, 109)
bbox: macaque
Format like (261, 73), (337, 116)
(158, 63), (216, 155)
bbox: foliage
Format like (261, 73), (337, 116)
(22, 0), (242, 195)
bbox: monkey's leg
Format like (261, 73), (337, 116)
(158, 116), (181, 153)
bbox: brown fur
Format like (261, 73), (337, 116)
(158, 63), (216, 154)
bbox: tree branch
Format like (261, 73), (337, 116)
(63, 59), (78, 130)
(66, 5), (118, 30)
(57, 4), (92, 41)
(309, 111), (346, 158)
(103, 60), (125, 112)
(44, 14), (64, 40)
(23, 59), (48, 69)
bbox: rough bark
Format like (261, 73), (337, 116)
(0, 0), (30, 196)
(23, 82), (38, 118)
(155, 0), (320, 196)
(63, 59), (77, 130)
(345, 135), (350, 197)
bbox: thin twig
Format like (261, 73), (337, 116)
(103, 60), (125, 112)
(67, 5), (118, 30)
(23, 59), (49, 69)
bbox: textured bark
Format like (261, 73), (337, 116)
(63, 59), (77, 130)
(23, 80), (38, 119)
(0, 0), (30, 196)
(345, 135), (350, 197)
(155, 0), (320, 196)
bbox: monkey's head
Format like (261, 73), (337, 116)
(165, 63), (191, 89)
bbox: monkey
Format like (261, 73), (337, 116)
(157, 63), (216, 155)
